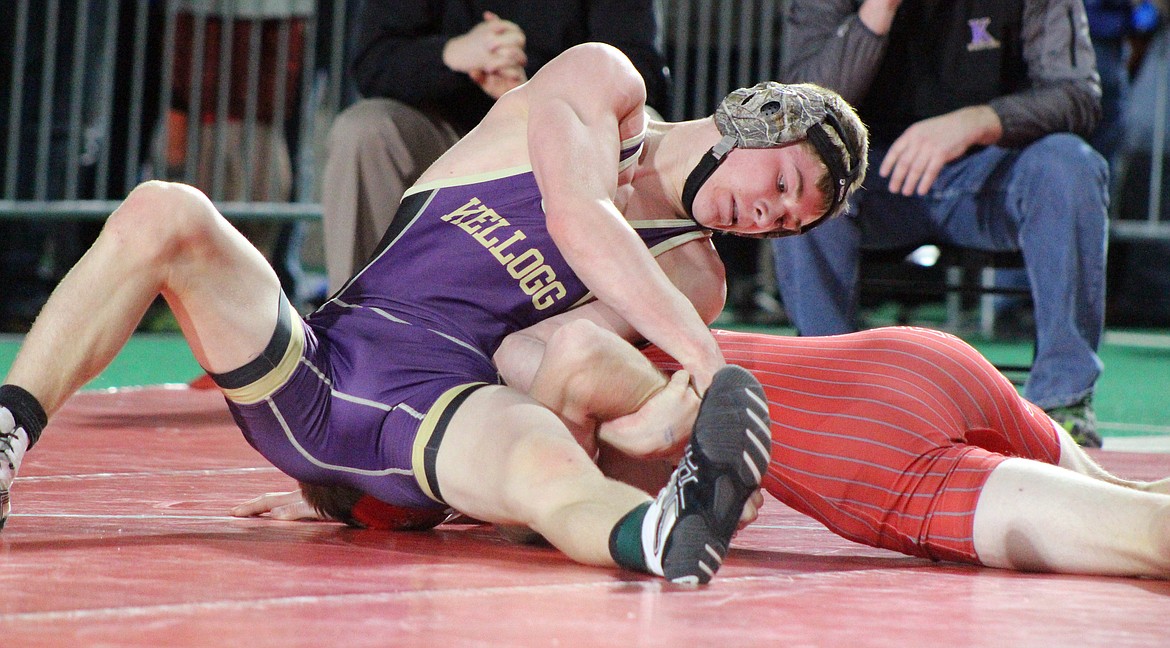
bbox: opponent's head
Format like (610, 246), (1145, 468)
(682, 81), (868, 237)
(300, 481), (448, 531)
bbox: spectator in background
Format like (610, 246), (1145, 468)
(319, 1), (670, 293)
(771, 0), (1110, 447)
(158, 4), (311, 304)
(1107, 2), (1170, 326)
(1085, 0), (1162, 175)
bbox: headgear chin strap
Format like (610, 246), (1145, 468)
(681, 134), (736, 219)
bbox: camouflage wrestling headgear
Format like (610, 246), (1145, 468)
(682, 81), (866, 232)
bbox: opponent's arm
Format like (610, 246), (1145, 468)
(521, 44), (724, 392)
(232, 490), (320, 521)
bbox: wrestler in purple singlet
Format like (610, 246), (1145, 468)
(210, 134), (709, 511)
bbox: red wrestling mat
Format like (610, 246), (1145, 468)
(2, 387), (1168, 646)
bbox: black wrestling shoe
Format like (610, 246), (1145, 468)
(0, 407), (31, 531)
(644, 365), (771, 584)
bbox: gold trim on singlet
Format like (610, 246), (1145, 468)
(571, 227), (711, 306)
(220, 299), (305, 405)
(402, 128), (644, 198)
(646, 230), (710, 256)
(617, 128), (646, 173)
(411, 381), (491, 504)
(404, 165), (534, 197)
(629, 218), (701, 230)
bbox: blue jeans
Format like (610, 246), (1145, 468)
(772, 133), (1109, 410)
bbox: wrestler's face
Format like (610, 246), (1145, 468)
(692, 142), (828, 237)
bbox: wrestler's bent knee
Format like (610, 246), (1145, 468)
(110, 181), (225, 261)
(544, 319), (614, 371)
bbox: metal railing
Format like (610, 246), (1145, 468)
(3, 0), (1167, 242)
(0, 0), (350, 222)
(660, 0), (785, 121)
(1112, 26), (1170, 241)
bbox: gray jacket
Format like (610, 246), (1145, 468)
(781, 0), (1102, 147)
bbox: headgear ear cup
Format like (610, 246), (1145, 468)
(351, 495), (450, 530)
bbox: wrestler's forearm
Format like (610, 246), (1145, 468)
(513, 325), (666, 428)
(547, 202), (722, 390)
(524, 51), (724, 390)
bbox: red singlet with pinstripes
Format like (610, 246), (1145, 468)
(642, 326), (1062, 564)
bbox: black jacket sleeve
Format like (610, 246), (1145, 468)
(988, 0), (1101, 146)
(349, 0), (489, 111)
(585, 0), (671, 113)
(349, 0), (670, 121)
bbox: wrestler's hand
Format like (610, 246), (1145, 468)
(737, 489), (765, 531)
(880, 105), (1001, 196)
(597, 370), (699, 458)
(443, 11), (527, 75)
(678, 348), (724, 397)
(231, 490), (324, 521)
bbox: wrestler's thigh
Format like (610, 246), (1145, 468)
(432, 385), (598, 526)
(134, 182), (284, 372)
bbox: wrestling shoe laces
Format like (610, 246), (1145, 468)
(642, 365), (772, 584)
(1, 406), (30, 531)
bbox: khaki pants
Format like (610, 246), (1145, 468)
(320, 98), (461, 292)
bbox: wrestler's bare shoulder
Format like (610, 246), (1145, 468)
(413, 96), (531, 186)
(414, 44), (646, 187)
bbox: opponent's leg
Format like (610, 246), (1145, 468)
(973, 458), (1170, 577)
(1, 180), (283, 529)
(699, 326), (1170, 487)
(683, 328), (1170, 568)
(643, 327), (1046, 562)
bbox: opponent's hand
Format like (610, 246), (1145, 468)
(880, 105), (1001, 196)
(231, 490), (324, 521)
(443, 11), (527, 75)
(737, 489), (765, 531)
